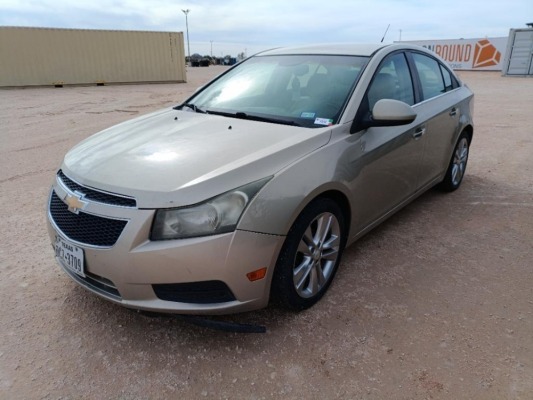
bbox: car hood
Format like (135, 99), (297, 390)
(62, 109), (331, 208)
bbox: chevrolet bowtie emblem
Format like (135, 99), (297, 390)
(63, 191), (88, 214)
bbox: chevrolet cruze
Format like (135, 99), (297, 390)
(47, 43), (474, 314)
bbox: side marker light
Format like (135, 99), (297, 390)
(246, 267), (267, 282)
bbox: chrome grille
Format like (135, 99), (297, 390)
(58, 170), (136, 207)
(49, 191), (127, 247)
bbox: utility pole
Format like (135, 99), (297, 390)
(182, 9), (191, 66)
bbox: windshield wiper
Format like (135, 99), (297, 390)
(208, 110), (301, 127)
(174, 103), (207, 114)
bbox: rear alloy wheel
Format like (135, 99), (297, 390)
(271, 198), (346, 311)
(439, 132), (470, 192)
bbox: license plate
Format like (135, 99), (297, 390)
(55, 236), (85, 277)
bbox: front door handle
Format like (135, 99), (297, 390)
(412, 127), (426, 140)
(449, 107), (457, 117)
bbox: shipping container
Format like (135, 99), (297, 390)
(0, 27), (187, 87)
(502, 28), (533, 76)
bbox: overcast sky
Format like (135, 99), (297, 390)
(1, 0), (532, 56)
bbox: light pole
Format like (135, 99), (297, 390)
(210, 40), (213, 58)
(182, 9), (191, 66)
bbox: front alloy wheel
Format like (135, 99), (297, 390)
(271, 198), (346, 310)
(293, 212), (341, 299)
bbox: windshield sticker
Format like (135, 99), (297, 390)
(314, 118), (334, 126)
(300, 112), (316, 119)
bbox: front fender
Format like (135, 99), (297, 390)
(238, 135), (353, 236)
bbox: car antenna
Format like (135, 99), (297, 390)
(380, 24), (391, 43)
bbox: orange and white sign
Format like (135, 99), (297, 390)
(399, 37), (508, 70)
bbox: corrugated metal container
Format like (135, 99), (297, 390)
(502, 28), (533, 76)
(0, 27), (187, 87)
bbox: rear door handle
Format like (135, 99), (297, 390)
(449, 107), (457, 117)
(412, 127), (426, 140)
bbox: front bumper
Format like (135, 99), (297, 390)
(46, 174), (284, 315)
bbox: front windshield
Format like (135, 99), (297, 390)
(188, 54), (369, 128)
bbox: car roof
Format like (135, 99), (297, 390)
(256, 43), (389, 57)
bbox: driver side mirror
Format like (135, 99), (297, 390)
(360, 99), (417, 129)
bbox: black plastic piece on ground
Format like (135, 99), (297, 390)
(177, 315), (267, 333)
(137, 310), (266, 333)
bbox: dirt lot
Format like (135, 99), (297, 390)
(1, 66), (532, 399)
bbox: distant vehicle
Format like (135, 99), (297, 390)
(47, 43), (474, 314)
(190, 53), (210, 67)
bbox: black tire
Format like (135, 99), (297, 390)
(438, 131), (470, 192)
(271, 198), (347, 311)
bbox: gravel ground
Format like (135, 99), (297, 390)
(1, 66), (532, 400)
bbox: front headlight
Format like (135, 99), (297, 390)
(151, 177), (271, 240)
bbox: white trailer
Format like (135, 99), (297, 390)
(397, 37), (507, 71)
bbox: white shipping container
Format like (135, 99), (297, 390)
(502, 28), (533, 76)
(0, 27), (187, 87)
